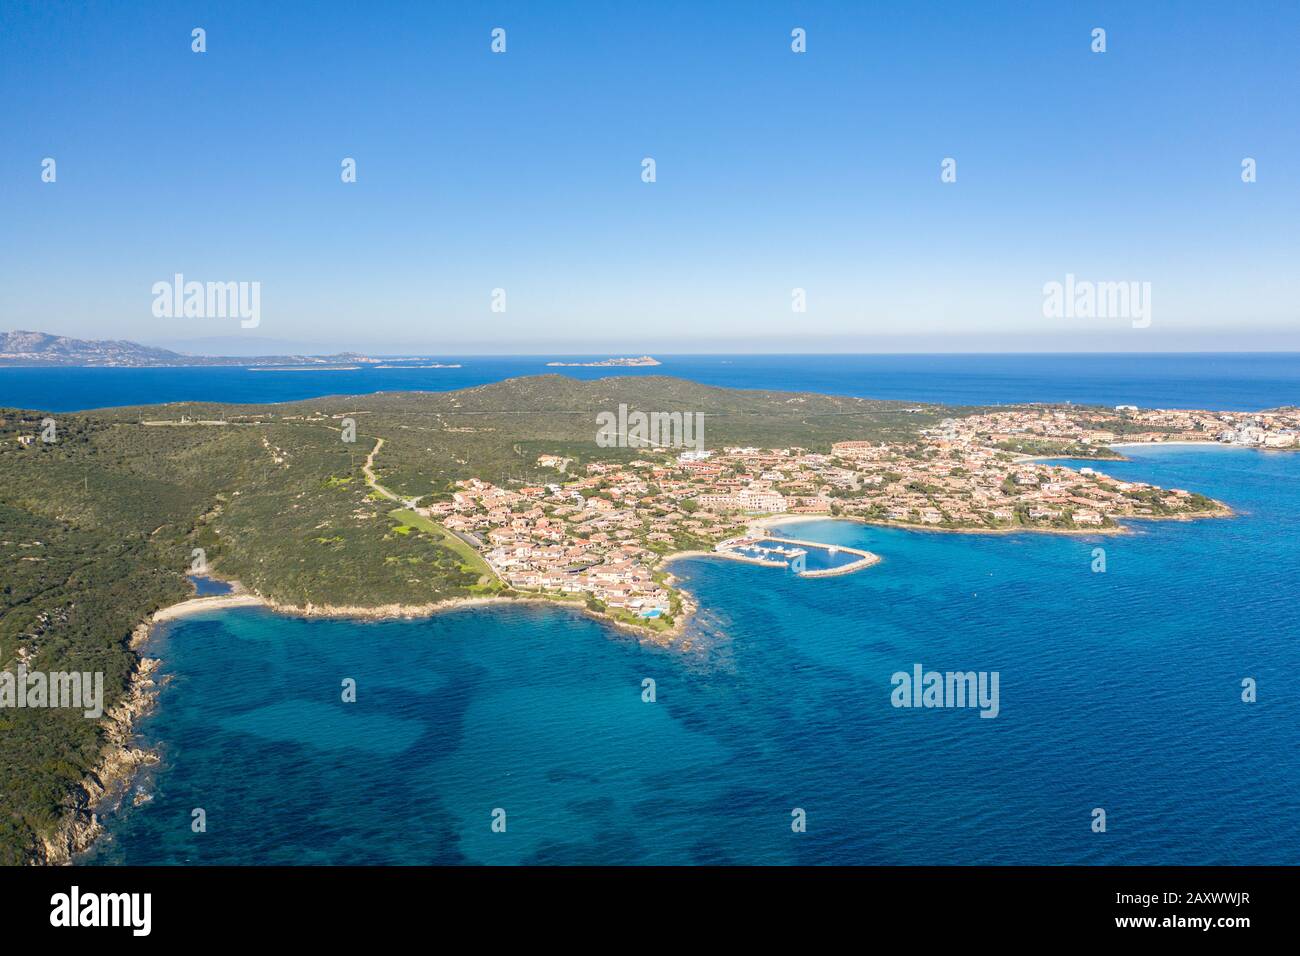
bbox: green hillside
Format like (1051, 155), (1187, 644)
(0, 375), (949, 862)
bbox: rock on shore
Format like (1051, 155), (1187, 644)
(33, 628), (162, 866)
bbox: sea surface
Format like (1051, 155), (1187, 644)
(84, 443), (1300, 865)
(3, 353), (1298, 412)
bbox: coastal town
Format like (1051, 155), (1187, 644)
(393, 402), (1283, 631)
(11, 395), (1276, 636)
(932, 404), (1300, 451)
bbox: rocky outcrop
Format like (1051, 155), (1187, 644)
(33, 630), (162, 866)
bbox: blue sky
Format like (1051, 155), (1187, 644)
(1, 0), (1296, 353)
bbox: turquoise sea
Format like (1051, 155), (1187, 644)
(84, 443), (1300, 865)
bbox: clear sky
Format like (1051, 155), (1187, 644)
(1, 0), (1296, 354)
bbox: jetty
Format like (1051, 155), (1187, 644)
(764, 535), (880, 577)
(713, 534), (879, 578)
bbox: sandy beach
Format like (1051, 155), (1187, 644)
(151, 593), (265, 621)
(146, 584), (687, 643)
(748, 514), (825, 532)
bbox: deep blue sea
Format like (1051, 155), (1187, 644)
(2, 352), (1298, 412)
(84, 443), (1300, 865)
(14, 354), (1285, 863)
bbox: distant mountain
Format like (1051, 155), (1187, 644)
(0, 331), (378, 368)
(147, 335), (361, 357)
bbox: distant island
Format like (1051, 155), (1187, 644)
(0, 330), (381, 368)
(247, 366), (361, 372)
(546, 356), (660, 367)
(372, 363), (462, 369)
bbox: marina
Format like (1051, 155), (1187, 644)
(714, 534), (879, 577)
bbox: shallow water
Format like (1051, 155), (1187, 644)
(85, 445), (1300, 864)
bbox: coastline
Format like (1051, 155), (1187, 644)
(151, 592), (265, 621)
(40, 452), (1237, 863)
(152, 587), (688, 642)
(37, 622), (163, 865)
(663, 548), (784, 569)
(38, 470), (1237, 864)
(38, 579), (691, 865)
(764, 535), (881, 576)
(747, 506), (1233, 538)
(749, 511), (1134, 537)
(1107, 440), (1221, 448)
(660, 522), (882, 577)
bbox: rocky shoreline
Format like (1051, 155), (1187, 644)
(32, 582), (692, 865)
(34, 623), (162, 865)
(32, 493), (1235, 864)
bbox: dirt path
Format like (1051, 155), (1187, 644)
(361, 437), (419, 508)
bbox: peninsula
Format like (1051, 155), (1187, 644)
(0, 330), (381, 368)
(3, 374), (1278, 864)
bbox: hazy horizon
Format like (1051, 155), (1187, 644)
(139, 331), (1300, 357)
(11, 324), (1300, 357)
(10, 325), (1300, 357)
